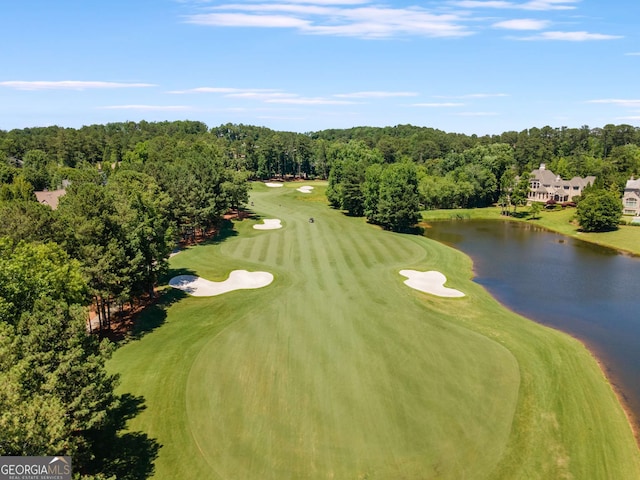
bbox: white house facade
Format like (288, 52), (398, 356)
(528, 164), (595, 203)
(622, 177), (640, 216)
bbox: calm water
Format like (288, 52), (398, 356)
(425, 220), (640, 428)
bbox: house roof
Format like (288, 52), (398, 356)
(625, 178), (640, 191)
(530, 165), (595, 191)
(34, 189), (66, 209)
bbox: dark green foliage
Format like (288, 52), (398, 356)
(0, 241), (159, 479)
(367, 163), (420, 232)
(0, 200), (54, 242)
(362, 164), (383, 222)
(576, 189), (622, 232)
(0, 239), (86, 325)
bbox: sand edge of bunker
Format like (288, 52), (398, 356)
(400, 269), (465, 298)
(253, 219), (282, 230)
(169, 270), (274, 296)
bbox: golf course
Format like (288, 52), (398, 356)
(109, 181), (640, 479)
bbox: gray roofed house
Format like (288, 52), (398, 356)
(622, 177), (640, 217)
(528, 164), (595, 203)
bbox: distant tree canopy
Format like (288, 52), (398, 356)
(2, 119), (639, 235)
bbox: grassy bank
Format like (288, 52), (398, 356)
(422, 206), (640, 256)
(110, 182), (640, 479)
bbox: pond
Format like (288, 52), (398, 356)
(424, 219), (640, 430)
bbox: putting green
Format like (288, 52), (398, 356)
(110, 181), (640, 479)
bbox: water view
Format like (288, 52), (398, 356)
(424, 219), (640, 430)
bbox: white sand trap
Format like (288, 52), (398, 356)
(399, 270), (465, 298)
(296, 185), (314, 193)
(265, 182), (284, 188)
(253, 218), (282, 230)
(169, 270), (274, 297)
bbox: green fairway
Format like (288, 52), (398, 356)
(110, 181), (640, 479)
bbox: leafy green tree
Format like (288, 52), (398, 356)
(373, 163), (420, 232)
(155, 145), (233, 239)
(529, 201), (542, 219)
(363, 163), (384, 222)
(22, 149), (54, 190)
(55, 183), (133, 328)
(0, 176), (34, 202)
(418, 174), (458, 209)
(0, 239), (86, 325)
(107, 170), (176, 298)
(0, 298), (159, 479)
(576, 189), (622, 232)
(222, 169), (252, 216)
(326, 160), (344, 209)
(511, 175), (531, 214)
(0, 200), (55, 242)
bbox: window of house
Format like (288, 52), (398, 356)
(625, 198), (638, 208)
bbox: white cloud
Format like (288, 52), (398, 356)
(168, 87), (281, 94)
(100, 105), (192, 111)
(435, 93), (510, 99)
(334, 91), (418, 98)
(520, 0), (579, 10)
(265, 96), (357, 105)
(410, 102), (465, 107)
(451, 0), (578, 10)
(187, 13), (310, 28)
(625, 52), (640, 56)
(185, 3), (471, 39)
(493, 18), (550, 30)
(520, 31), (622, 41)
(0, 81), (156, 91)
(450, 1), (512, 7)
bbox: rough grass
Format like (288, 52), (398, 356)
(110, 182), (640, 479)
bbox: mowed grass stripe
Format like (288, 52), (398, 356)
(110, 181), (640, 480)
(177, 184), (519, 479)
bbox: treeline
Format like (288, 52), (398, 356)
(321, 124), (640, 230)
(0, 129), (254, 477)
(1, 140), (250, 330)
(2, 119), (640, 232)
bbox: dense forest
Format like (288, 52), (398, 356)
(1, 120), (640, 477)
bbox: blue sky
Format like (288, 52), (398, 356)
(1, 0), (639, 134)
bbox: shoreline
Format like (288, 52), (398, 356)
(531, 314), (640, 445)
(423, 217), (640, 448)
(465, 264), (640, 446)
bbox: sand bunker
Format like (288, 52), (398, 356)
(169, 270), (274, 297)
(399, 270), (465, 298)
(265, 182), (284, 188)
(296, 185), (314, 193)
(254, 219), (282, 230)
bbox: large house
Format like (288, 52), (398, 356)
(622, 177), (640, 216)
(528, 164), (595, 203)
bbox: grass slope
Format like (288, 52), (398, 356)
(110, 182), (640, 479)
